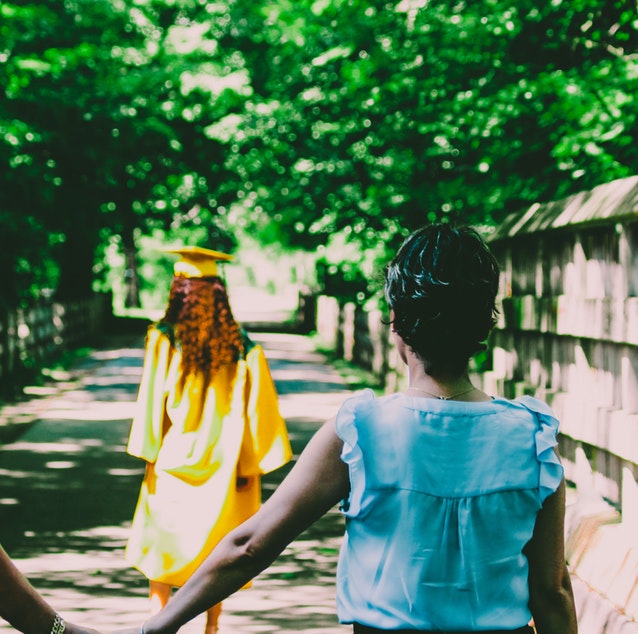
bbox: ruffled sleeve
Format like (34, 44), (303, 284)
(518, 395), (565, 504)
(335, 389), (375, 517)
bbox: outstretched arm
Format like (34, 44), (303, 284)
(144, 418), (349, 634)
(0, 545), (98, 634)
(525, 479), (578, 634)
(0, 545), (56, 634)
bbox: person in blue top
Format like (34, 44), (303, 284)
(117, 224), (578, 634)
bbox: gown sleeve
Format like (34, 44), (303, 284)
(239, 344), (292, 475)
(126, 327), (173, 463)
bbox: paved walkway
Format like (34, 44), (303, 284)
(0, 330), (354, 634)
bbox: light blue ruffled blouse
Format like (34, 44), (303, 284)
(335, 390), (563, 631)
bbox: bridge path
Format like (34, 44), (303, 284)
(0, 330), (353, 634)
(2, 326), (637, 634)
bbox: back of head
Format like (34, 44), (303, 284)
(160, 275), (244, 379)
(384, 223), (499, 376)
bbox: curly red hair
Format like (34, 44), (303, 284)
(159, 275), (244, 380)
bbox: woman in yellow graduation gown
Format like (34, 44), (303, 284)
(125, 248), (292, 634)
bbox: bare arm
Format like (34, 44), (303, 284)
(0, 545), (57, 634)
(145, 419), (349, 634)
(525, 479), (578, 634)
(0, 546), (98, 634)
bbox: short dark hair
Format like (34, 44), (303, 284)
(384, 223), (500, 376)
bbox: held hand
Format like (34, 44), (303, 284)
(63, 622), (102, 634)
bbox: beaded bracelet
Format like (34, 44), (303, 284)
(51, 614), (66, 634)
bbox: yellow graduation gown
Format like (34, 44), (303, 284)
(125, 327), (292, 586)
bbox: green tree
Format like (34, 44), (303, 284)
(1, 0), (248, 306)
(3, 0), (638, 308)
(216, 0), (638, 289)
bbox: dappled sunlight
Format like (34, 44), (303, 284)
(70, 525), (133, 540)
(261, 347), (330, 363)
(248, 333), (324, 364)
(251, 333), (318, 355)
(91, 349), (145, 362)
(278, 392), (348, 423)
(80, 373), (142, 387)
(23, 385), (64, 397)
(0, 467), (41, 478)
(2, 440), (88, 454)
(0, 415), (144, 556)
(10, 547), (132, 576)
(272, 367), (342, 383)
(264, 337), (351, 398)
(46, 461), (77, 470)
(109, 467), (145, 477)
(251, 332), (315, 346)
(41, 402), (137, 421)
(0, 537), (151, 631)
(214, 585), (350, 634)
(271, 366), (351, 395)
(0, 331), (355, 633)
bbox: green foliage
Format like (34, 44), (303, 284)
(227, 0), (638, 241)
(316, 258), (368, 299)
(3, 0), (638, 308)
(1, 0), (247, 306)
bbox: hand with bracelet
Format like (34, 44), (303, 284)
(0, 545), (100, 634)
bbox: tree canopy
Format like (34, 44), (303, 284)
(2, 0), (638, 307)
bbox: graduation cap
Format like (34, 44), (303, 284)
(163, 246), (234, 278)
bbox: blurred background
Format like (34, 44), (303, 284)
(3, 0), (638, 318)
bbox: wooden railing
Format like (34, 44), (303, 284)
(0, 294), (112, 385)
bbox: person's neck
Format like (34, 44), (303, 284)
(406, 375), (475, 401)
(405, 359), (487, 401)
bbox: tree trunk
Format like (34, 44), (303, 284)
(122, 227), (141, 309)
(54, 233), (97, 301)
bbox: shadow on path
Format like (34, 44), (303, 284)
(0, 331), (353, 634)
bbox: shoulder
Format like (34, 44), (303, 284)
(337, 388), (377, 417)
(514, 395), (557, 419)
(509, 396), (561, 436)
(334, 389), (374, 441)
(240, 328), (258, 356)
(150, 322), (174, 344)
(144, 323), (176, 354)
(334, 389), (405, 442)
